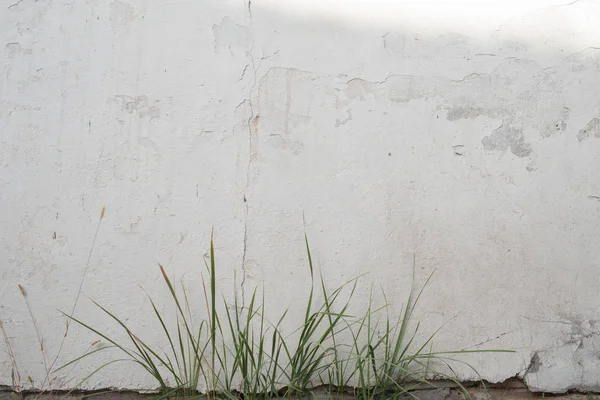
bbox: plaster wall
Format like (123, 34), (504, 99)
(2, 0), (600, 393)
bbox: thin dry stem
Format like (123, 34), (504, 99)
(19, 285), (51, 387)
(0, 317), (22, 393)
(44, 207), (106, 389)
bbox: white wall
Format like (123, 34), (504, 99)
(2, 0), (600, 394)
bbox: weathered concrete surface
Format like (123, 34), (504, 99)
(2, 0), (600, 394)
(524, 332), (600, 393)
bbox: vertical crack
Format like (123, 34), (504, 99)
(238, 6), (274, 311)
(239, 3), (257, 311)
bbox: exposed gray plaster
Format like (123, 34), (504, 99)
(114, 95), (160, 119)
(110, 0), (136, 31)
(445, 106), (506, 121)
(212, 17), (251, 53)
(4, 43), (22, 56)
(333, 57), (569, 160)
(482, 124), (532, 157)
(266, 134), (304, 155)
(577, 118), (600, 141)
(335, 109), (352, 127)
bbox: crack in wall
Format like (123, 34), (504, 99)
(462, 330), (516, 350)
(239, 63), (255, 313)
(7, 0), (24, 9)
(238, 5), (261, 311)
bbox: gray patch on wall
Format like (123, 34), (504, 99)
(577, 118), (600, 141)
(212, 17), (251, 52)
(110, 0), (136, 31)
(445, 106), (506, 122)
(5, 42), (22, 56)
(539, 110), (569, 138)
(266, 134), (304, 155)
(382, 32), (406, 54)
(482, 124), (532, 157)
(444, 106), (532, 158)
(115, 95), (160, 119)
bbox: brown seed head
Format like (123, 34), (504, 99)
(159, 264), (169, 281)
(18, 284), (25, 296)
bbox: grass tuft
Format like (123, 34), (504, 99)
(60, 231), (512, 399)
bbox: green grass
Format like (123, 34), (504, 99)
(60, 231), (512, 399)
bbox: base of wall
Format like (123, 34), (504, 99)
(1, 380), (597, 400)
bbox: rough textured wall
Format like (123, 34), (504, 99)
(2, 0), (600, 394)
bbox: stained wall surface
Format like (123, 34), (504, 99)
(2, 0), (600, 394)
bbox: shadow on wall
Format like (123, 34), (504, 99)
(2, 0), (600, 394)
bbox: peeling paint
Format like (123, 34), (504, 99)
(332, 57), (570, 161)
(266, 134), (304, 155)
(482, 124), (532, 157)
(452, 144), (464, 156)
(110, 0), (136, 31)
(343, 78), (376, 101)
(445, 106), (506, 122)
(577, 118), (600, 141)
(115, 95), (160, 119)
(212, 17), (251, 53)
(335, 109), (352, 127)
(4, 42), (22, 56)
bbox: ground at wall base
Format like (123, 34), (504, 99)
(2, 380), (599, 400)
